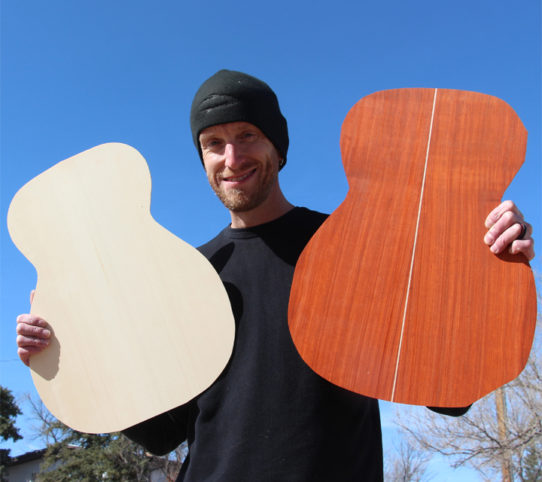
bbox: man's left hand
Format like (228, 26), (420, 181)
(484, 200), (535, 261)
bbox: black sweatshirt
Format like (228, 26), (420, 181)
(124, 207), (383, 481)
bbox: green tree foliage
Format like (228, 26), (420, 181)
(28, 397), (182, 481)
(37, 430), (155, 481)
(0, 386), (22, 443)
(522, 443), (542, 482)
(0, 386), (23, 481)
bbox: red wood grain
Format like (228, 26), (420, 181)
(288, 88), (536, 407)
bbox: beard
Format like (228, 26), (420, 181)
(208, 159), (278, 212)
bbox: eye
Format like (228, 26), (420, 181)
(202, 138), (222, 150)
(240, 130), (257, 141)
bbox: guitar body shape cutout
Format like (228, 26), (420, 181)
(289, 89), (536, 407)
(8, 143), (235, 433)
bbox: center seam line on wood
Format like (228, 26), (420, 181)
(391, 88), (438, 401)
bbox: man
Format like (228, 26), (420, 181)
(17, 70), (535, 481)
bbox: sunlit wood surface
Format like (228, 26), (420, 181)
(8, 143), (235, 433)
(289, 89), (536, 407)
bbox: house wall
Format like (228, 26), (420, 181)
(6, 458), (43, 482)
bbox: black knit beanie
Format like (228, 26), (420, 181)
(190, 70), (289, 169)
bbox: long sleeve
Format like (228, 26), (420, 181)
(427, 405), (471, 417)
(123, 402), (193, 455)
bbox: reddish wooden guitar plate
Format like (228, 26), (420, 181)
(288, 88), (536, 407)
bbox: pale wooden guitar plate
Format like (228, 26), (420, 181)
(8, 143), (235, 433)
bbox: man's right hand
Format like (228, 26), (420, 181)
(16, 291), (51, 366)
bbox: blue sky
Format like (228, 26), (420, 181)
(1, 0), (540, 478)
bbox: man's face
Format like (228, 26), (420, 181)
(199, 121), (281, 212)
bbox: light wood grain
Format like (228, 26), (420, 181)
(7, 143), (235, 433)
(288, 89), (536, 407)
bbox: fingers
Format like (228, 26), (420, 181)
(484, 200), (523, 229)
(484, 216), (532, 252)
(484, 200), (535, 261)
(508, 236), (535, 260)
(18, 345), (48, 367)
(16, 314), (51, 366)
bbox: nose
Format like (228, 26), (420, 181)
(224, 142), (244, 169)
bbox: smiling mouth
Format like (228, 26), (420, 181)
(222, 169), (256, 183)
